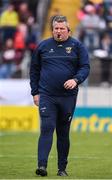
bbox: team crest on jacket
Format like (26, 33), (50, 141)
(66, 47), (72, 53)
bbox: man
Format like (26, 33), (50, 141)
(30, 15), (90, 177)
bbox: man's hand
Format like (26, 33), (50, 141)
(33, 95), (40, 106)
(64, 79), (77, 89)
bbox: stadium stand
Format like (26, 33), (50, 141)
(0, 0), (112, 87)
(74, 0), (112, 86)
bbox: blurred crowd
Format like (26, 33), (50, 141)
(75, 0), (112, 85)
(0, 0), (51, 78)
(0, 0), (112, 86)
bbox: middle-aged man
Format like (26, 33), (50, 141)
(30, 15), (90, 177)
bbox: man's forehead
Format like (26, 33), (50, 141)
(53, 21), (68, 28)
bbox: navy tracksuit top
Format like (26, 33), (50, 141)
(30, 37), (90, 96)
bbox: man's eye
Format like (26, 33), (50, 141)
(54, 28), (66, 31)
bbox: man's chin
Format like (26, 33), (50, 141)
(57, 38), (63, 42)
(55, 37), (63, 42)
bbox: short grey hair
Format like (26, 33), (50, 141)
(53, 15), (67, 23)
(52, 15), (70, 31)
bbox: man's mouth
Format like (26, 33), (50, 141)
(57, 34), (61, 39)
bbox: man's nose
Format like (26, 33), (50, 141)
(57, 29), (61, 32)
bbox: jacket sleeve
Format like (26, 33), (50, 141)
(73, 41), (90, 84)
(30, 45), (41, 96)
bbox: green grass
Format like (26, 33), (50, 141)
(0, 131), (112, 179)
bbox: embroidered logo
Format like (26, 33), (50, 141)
(49, 48), (54, 53)
(40, 107), (46, 113)
(66, 47), (72, 54)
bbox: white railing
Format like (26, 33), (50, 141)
(0, 79), (112, 107)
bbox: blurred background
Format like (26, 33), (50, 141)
(0, 0), (112, 132)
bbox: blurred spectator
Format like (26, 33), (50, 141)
(27, 0), (39, 20)
(10, 0), (25, 11)
(93, 33), (112, 86)
(14, 23), (27, 48)
(18, 2), (34, 25)
(0, 38), (16, 78)
(18, 2), (39, 53)
(75, 6), (86, 42)
(26, 20), (39, 56)
(0, 3), (19, 42)
(105, 6), (112, 37)
(96, 3), (105, 17)
(13, 23), (26, 77)
(79, 4), (106, 53)
(76, 7), (86, 21)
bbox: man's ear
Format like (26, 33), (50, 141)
(67, 27), (70, 32)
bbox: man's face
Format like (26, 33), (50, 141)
(52, 22), (70, 42)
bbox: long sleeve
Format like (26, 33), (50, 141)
(30, 46), (41, 96)
(73, 41), (90, 84)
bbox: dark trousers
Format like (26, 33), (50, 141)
(38, 93), (77, 170)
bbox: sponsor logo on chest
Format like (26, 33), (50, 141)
(65, 47), (72, 54)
